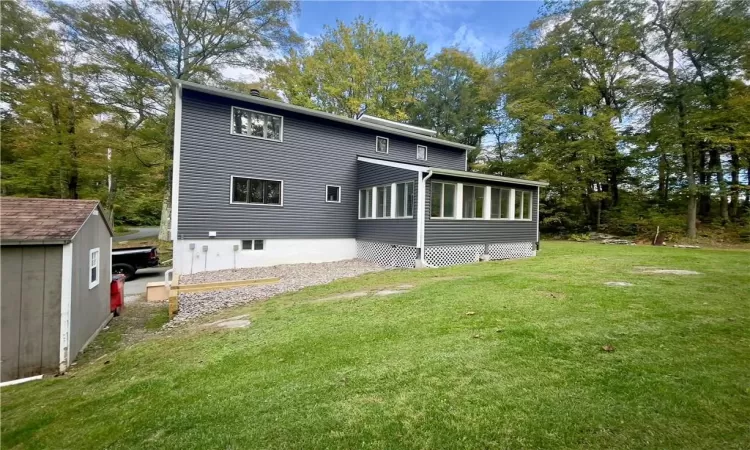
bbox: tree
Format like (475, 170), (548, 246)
(408, 48), (499, 147)
(46, 0), (301, 239)
(270, 18), (429, 121)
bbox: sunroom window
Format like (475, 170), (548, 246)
(462, 185), (484, 219)
(490, 188), (511, 219)
(515, 190), (532, 220)
(359, 189), (373, 218)
(395, 182), (414, 218)
(431, 182), (456, 218)
(376, 185), (392, 218)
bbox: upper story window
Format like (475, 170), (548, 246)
(462, 185), (485, 219)
(416, 145), (427, 161)
(375, 136), (389, 154)
(231, 106), (283, 142)
(490, 187), (511, 219)
(515, 190), (533, 220)
(231, 176), (282, 206)
(431, 182), (456, 218)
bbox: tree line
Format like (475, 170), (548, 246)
(2, 0), (748, 240)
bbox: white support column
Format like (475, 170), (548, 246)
(371, 187), (377, 218)
(59, 243), (73, 373)
(508, 189), (516, 220)
(390, 183), (397, 218)
(455, 183), (463, 219)
(416, 173), (424, 247)
(483, 186), (492, 219)
(171, 83), (183, 270)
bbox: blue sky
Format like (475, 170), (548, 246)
(294, 1), (543, 57)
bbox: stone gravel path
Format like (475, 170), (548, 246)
(170, 259), (383, 326)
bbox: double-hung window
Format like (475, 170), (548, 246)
(395, 182), (414, 218)
(376, 185), (392, 218)
(431, 182), (456, 218)
(89, 248), (100, 289)
(232, 177), (282, 205)
(359, 189), (373, 218)
(462, 185), (485, 219)
(490, 188), (511, 219)
(231, 107), (282, 141)
(515, 190), (533, 220)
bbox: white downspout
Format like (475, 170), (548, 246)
(418, 171), (436, 268)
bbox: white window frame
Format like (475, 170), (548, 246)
(515, 190), (533, 221)
(230, 106), (283, 142)
(375, 136), (389, 154)
(394, 181), (414, 218)
(325, 185), (341, 203)
(416, 145), (428, 161)
(375, 184), (392, 218)
(241, 239), (265, 251)
(489, 187), (513, 220)
(461, 183), (486, 220)
(430, 181), (457, 219)
(359, 188), (373, 219)
(88, 248), (100, 289)
(230, 175), (284, 207)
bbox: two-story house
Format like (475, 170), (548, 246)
(171, 81), (548, 273)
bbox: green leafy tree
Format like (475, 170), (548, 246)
(270, 18), (429, 121)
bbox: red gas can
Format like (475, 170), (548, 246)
(110, 274), (126, 316)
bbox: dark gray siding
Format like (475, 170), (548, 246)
(424, 176), (539, 246)
(1, 245), (62, 381)
(177, 90), (465, 239)
(356, 161), (418, 246)
(70, 212), (112, 359)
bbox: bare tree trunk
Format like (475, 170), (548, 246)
(658, 150), (668, 204)
(679, 103), (697, 238)
(709, 149), (729, 224)
(730, 147), (740, 219)
(66, 100), (79, 199)
(698, 149), (710, 218)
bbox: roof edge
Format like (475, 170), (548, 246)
(429, 167), (550, 187)
(176, 80), (475, 152)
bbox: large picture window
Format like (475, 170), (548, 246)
(231, 107), (282, 141)
(231, 176), (282, 205)
(490, 188), (511, 219)
(515, 190), (532, 220)
(395, 182), (414, 218)
(462, 185), (485, 219)
(431, 182), (456, 218)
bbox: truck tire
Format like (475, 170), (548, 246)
(112, 263), (136, 281)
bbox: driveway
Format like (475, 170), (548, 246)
(115, 227), (160, 242)
(124, 266), (170, 303)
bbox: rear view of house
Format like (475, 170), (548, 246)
(0, 198), (112, 382)
(171, 81), (548, 273)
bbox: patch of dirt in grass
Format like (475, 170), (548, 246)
(635, 268), (702, 275)
(75, 301), (168, 367)
(314, 285), (415, 302)
(605, 281), (634, 287)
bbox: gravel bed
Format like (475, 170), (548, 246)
(169, 259), (383, 326)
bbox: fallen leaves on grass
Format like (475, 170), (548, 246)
(601, 345), (615, 352)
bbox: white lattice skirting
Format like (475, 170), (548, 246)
(356, 241), (418, 268)
(424, 242), (536, 267)
(357, 240), (536, 268)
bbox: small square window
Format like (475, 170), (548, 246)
(241, 240), (264, 250)
(326, 185), (341, 203)
(375, 136), (389, 154)
(416, 145), (427, 161)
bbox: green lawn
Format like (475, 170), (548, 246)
(2, 242), (749, 449)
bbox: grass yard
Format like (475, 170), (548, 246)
(2, 242), (749, 449)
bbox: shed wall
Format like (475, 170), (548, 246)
(69, 212), (112, 359)
(0, 245), (62, 381)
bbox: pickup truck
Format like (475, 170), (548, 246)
(111, 246), (159, 280)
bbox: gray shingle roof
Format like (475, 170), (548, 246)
(0, 197), (109, 243)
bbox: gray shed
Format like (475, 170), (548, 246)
(1, 197), (113, 382)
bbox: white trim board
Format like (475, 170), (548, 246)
(59, 243), (73, 373)
(357, 156), (428, 173)
(171, 83), (182, 242)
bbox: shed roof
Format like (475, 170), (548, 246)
(0, 197), (112, 245)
